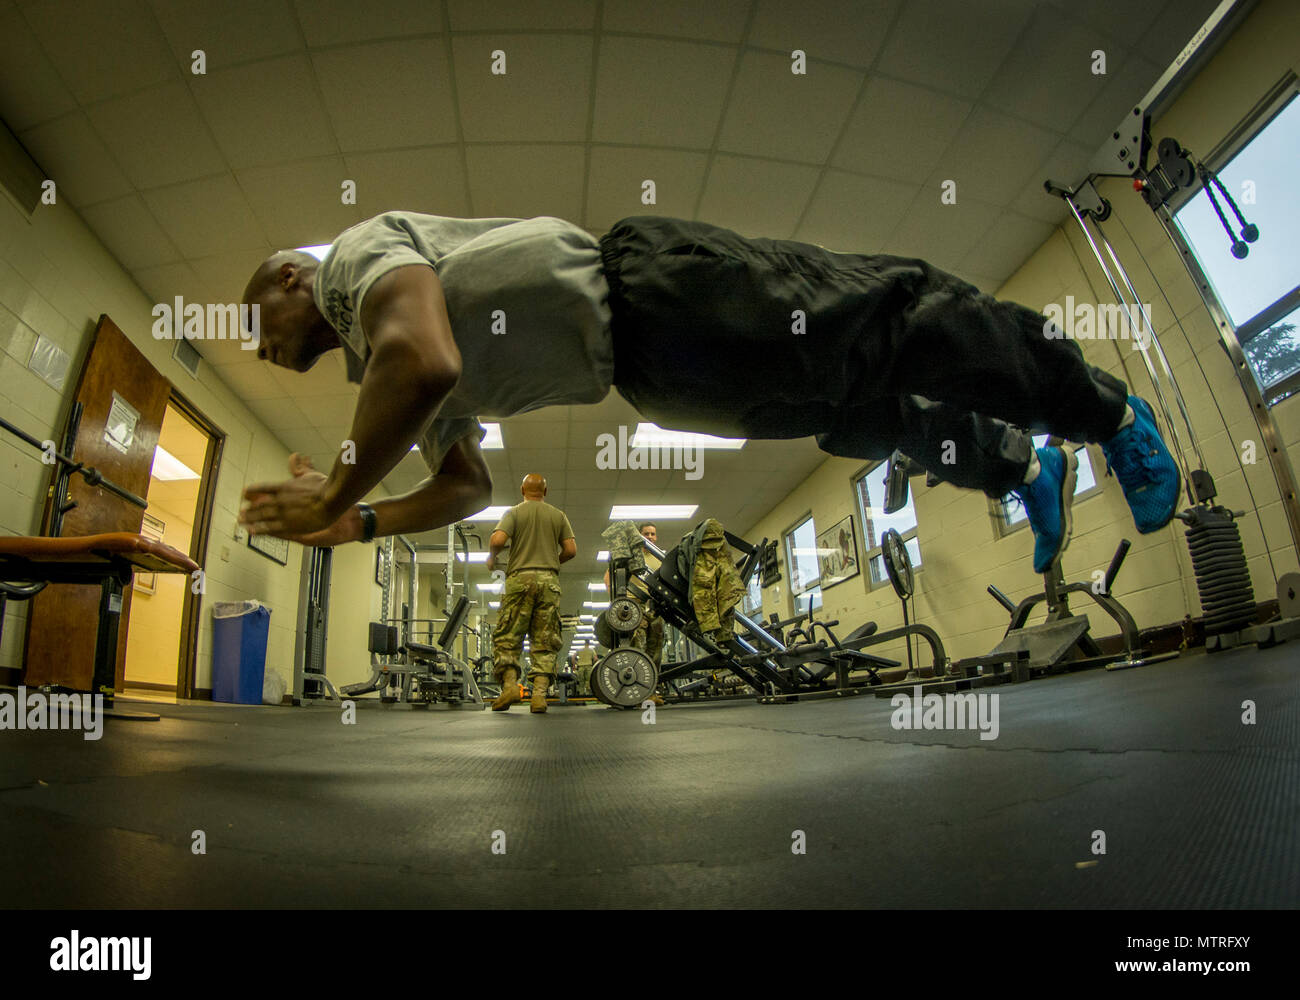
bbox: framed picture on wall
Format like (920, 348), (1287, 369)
(815, 515), (859, 589)
(248, 531), (290, 565)
(134, 512), (165, 594)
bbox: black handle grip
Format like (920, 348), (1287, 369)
(987, 585), (1016, 614)
(1104, 539), (1131, 594)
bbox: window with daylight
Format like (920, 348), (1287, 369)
(743, 570), (763, 615)
(784, 515), (822, 615)
(995, 437), (1100, 534)
(854, 462), (922, 588)
(1170, 80), (1300, 405)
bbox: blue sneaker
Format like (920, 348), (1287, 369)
(1101, 396), (1181, 533)
(1012, 446), (1078, 574)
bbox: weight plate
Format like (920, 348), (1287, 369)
(882, 529), (913, 599)
(1278, 572), (1300, 619)
(606, 596), (644, 635)
(591, 648), (658, 709)
(588, 659), (612, 704)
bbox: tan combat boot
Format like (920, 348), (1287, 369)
(530, 674), (551, 714)
(492, 668), (522, 711)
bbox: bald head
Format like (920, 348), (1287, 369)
(521, 474), (547, 499)
(241, 249), (337, 371)
(243, 249), (320, 302)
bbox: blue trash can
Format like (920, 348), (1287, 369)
(211, 601), (271, 704)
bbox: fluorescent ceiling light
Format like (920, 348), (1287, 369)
(296, 244), (332, 260)
(465, 505), (511, 521)
(579, 614), (597, 622)
(488, 601), (500, 609)
(588, 582), (607, 591)
(151, 446), (199, 481)
(455, 552), (489, 563)
(610, 505), (697, 519)
(584, 601), (610, 609)
(478, 582), (503, 593)
(631, 423), (745, 449)
(596, 550), (609, 561)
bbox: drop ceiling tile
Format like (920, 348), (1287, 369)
(601, 0), (748, 43)
(148, 0), (304, 70)
(192, 54), (336, 169)
(927, 105), (1060, 207)
(24, 0), (178, 105)
(592, 35), (734, 148)
(794, 169), (920, 253)
(462, 144), (586, 222)
(86, 82), (226, 190)
(130, 259), (205, 305)
(831, 76), (972, 182)
(883, 195), (1003, 274)
(874, 0), (1037, 99)
(142, 174), (265, 257)
(342, 146), (469, 217)
(1044, 0), (1165, 47)
(1009, 137), (1094, 223)
(452, 34), (592, 143)
(697, 155), (821, 238)
(189, 250), (275, 305)
(79, 195), (182, 270)
(269, 350), (352, 398)
(957, 210), (1055, 282)
(18, 113), (133, 205)
(235, 156), (364, 247)
(446, 0), (596, 31)
(584, 146), (708, 232)
(0, 4), (77, 129)
(210, 360), (292, 401)
(313, 38), (457, 152)
(1068, 52), (1162, 152)
(294, 0), (445, 47)
(717, 49), (863, 164)
(295, 393), (359, 425)
(748, 0), (901, 69)
(983, 5), (1117, 133)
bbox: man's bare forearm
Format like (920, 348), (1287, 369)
(321, 341), (455, 516)
(336, 475), (489, 541)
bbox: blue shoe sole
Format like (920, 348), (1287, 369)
(1129, 397), (1183, 533)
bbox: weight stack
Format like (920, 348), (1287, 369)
(1184, 506), (1256, 641)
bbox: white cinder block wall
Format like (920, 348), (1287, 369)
(741, 0), (1300, 665)
(0, 190), (381, 695)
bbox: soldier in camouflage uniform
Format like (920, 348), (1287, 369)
(487, 473), (577, 713)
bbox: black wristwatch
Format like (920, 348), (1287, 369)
(356, 503), (378, 543)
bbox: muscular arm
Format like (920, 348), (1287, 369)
(559, 537), (577, 564)
(320, 265), (463, 515)
(279, 432), (493, 545)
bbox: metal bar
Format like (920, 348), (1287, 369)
(1096, 220), (1209, 470)
(1064, 195), (1198, 495)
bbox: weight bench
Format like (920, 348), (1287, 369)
(0, 532), (200, 718)
(343, 595), (485, 708)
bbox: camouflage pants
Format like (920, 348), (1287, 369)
(631, 596), (664, 667)
(692, 540), (744, 643)
(492, 570), (562, 682)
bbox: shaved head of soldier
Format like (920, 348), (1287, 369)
(521, 473), (548, 499)
(242, 249), (339, 372)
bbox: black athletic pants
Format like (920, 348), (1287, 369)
(598, 216), (1129, 498)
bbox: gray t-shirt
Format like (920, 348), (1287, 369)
(312, 212), (615, 471)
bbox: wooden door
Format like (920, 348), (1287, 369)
(23, 315), (172, 690)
